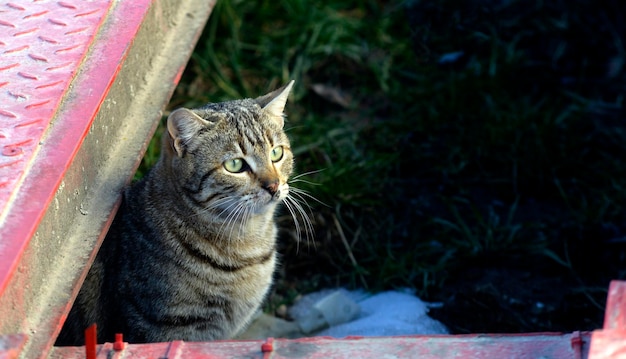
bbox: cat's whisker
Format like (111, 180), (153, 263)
(288, 178), (322, 186)
(206, 196), (236, 209)
(289, 186), (328, 208)
(231, 202), (252, 242)
(282, 193), (315, 249)
(213, 199), (239, 236)
(237, 204), (252, 241)
(226, 206), (241, 242)
(281, 199), (303, 252)
(220, 201), (246, 242)
(188, 195), (235, 218)
(289, 168), (326, 180)
(291, 196), (315, 243)
(295, 202), (315, 249)
(210, 201), (240, 231)
(288, 190), (317, 244)
(287, 170), (324, 187)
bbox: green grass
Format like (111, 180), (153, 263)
(139, 0), (626, 333)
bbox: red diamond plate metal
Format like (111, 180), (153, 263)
(0, 0), (216, 356)
(0, 0), (112, 222)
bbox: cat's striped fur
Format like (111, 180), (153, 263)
(57, 81), (296, 344)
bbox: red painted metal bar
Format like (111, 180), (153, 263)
(588, 280), (626, 359)
(0, 0), (113, 303)
(0, 0), (215, 358)
(84, 325), (97, 359)
(49, 332), (592, 359)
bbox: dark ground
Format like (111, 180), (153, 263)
(404, 0), (626, 334)
(168, 0), (626, 335)
(272, 0), (626, 335)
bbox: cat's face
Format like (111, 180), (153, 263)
(164, 82), (294, 219)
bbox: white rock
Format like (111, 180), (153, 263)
(316, 290), (448, 337)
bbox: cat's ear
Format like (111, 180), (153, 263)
(255, 80), (294, 128)
(167, 108), (210, 157)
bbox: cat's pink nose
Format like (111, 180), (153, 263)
(262, 180), (279, 196)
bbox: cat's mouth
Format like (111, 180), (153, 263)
(259, 183), (289, 207)
(229, 185), (288, 214)
(260, 185), (288, 205)
(204, 185), (289, 219)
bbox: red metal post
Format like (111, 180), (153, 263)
(84, 325), (97, 359)
(589, 280), (626, 359)
(113, 333), (125, 351)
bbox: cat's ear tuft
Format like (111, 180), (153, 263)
(256, 80), (294, 128)
(167, 108), (209, 157)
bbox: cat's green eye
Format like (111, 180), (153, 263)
(270, 146), (284, 162)
(224, 158), (245, 173)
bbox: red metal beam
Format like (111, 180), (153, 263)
(0, 0), (113, 306)
(0, 1), (215, 358)
(589, 280), (626, 359)
(49, 332), (591, 359)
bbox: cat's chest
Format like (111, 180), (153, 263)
(182, 241), (277, 284)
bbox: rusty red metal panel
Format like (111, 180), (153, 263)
(589, 331), (626, 359)
(588, 280), (626, 359)
(0, 0), (113, 296)
(49, 332), (592, 359)
(602, 279), (626, 331)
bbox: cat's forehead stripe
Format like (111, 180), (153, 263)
(264, 129), (275, 147)
(234, 113), (269, 152)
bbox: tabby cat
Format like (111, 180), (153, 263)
(57, 81), (297, 345)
